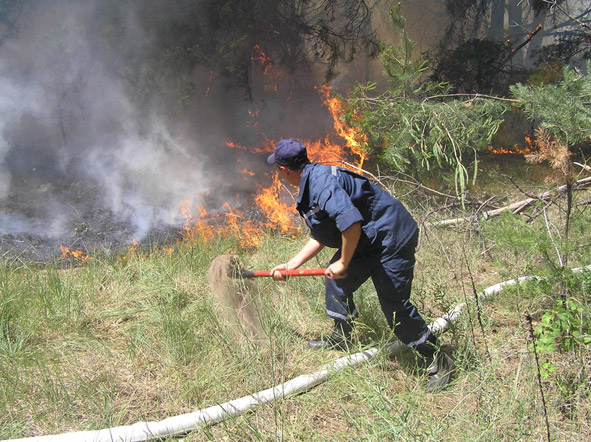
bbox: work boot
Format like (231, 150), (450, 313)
(307, 320), (353, 351)
(425, 351), (454, 392)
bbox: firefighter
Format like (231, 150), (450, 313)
(267, 138), (453, 391)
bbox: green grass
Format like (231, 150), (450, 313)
(1, 169), (591, 441)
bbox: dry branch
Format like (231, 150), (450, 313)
(430, 177), (591, 227)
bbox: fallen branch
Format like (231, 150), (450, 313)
(430, 177), (591, 227)
(340, 161), (456, 199)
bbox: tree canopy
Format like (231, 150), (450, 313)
(343, 5), (591, 197)
(88, 0), (382, 102)
(428, 1), (591, 94)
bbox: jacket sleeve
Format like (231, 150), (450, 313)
(317, 176), (363, 232)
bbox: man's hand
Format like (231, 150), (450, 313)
(325, 261), (347, 279)
(271, 238), (325, 282)
(270, 263), (288, 281)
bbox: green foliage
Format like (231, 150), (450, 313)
(0, 292), (27, 356)
(345, 6), (509, 197)
(534, 297), (591, 378)
(510, 61), (591, 146)
(379, 4), (429, 97)
(343, 11), (591, 203)
(2, 204), (591, 438)
(582, 268), (591, 295)
(0, 265), (32, 357)
(535, 298), (591, 353)
(348, 91), (508, 195)
(89, 0), (379, 103)
(526, 61), (564, 86)
(484, 212), (552, 270)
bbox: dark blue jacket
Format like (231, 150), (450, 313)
(296, 163), (417, 256)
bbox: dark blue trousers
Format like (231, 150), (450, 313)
(324, 230), (436, 356)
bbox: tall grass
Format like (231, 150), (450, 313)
(1, 170), (590, 441)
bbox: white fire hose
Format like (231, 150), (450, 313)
(4, 265), (589, 442)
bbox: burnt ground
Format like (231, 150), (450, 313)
(0, 168), (269, 266)
(0, 174), (183, 266)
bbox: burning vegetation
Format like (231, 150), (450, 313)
(487, 138), (537, 155)
(1, 30), (369, 264)
(59, 245), (90, 263)
(176, 84), (368, 250)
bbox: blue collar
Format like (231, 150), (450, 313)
(296, 163), (314, 206)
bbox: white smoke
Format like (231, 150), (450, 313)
(0, 136), (9, 200)
(83, 115), (207, 239)
(0, 1), (214, 241)
(0, 0), (342, 249)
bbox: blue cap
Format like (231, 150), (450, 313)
(267, 139), (310, 170)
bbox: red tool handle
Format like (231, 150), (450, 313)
(242, 268), (327, 278)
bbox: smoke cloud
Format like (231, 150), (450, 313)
(0, 2), (206, 242)
(0, 1), (336, 259)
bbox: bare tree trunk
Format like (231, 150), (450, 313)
(487, 0), (506, 41)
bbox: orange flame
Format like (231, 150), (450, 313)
(177, 199), (216, 244)
(250, 44), (294, 100)
(226, 141), (247, 150)
(222, 203), (263, 248)
(488, 138), (537, 155)
(318, 84), (367, 168)
(252, 44), (272, 75)
(255, 172), (299, 234)
(205, 69), (214, 96)
(116, 241), (140, 263)
(173, 85), (369, 247)
(176, 196), (265, 248)
(241, 168), (256, 178)
(60, 245), (90, 262)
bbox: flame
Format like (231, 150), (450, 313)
(205, 69), (214, 96)
(222, 203), (263, 248)
(318, 84), (367, 169)
(116, 241), (140, 263)
(172, 84), (369, 249)
(177, 197), (194, 228)
(49, 62), (372, 259)
(255, 172), (299, 234)
(60, 245), (90, 262)
(252, 138), (275, 154)
(244, 86), (369, 235)
(488, 138), (537, 155)
(250, 44), (294, 100)
(176, 195), (266, 247)
(226, 141), (247, 150)
(252, 44), (272, 75)
(178, 199), (216, 244)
